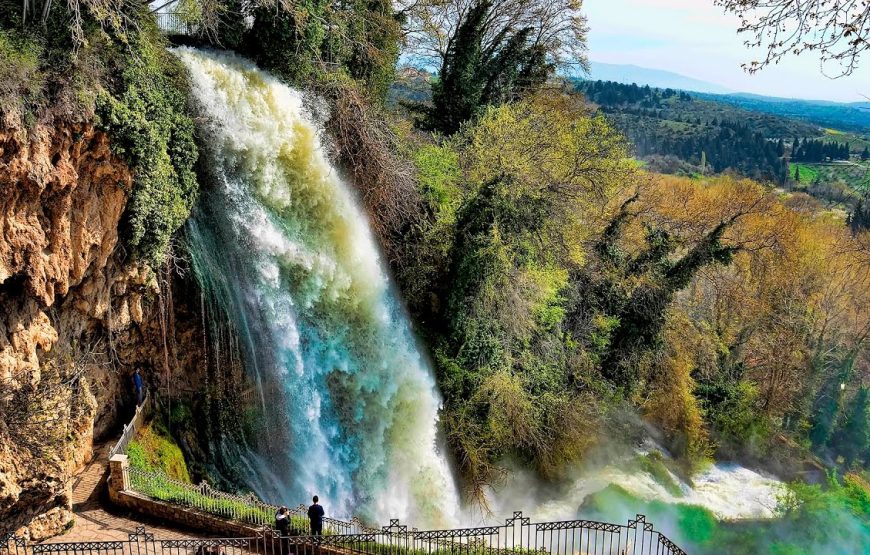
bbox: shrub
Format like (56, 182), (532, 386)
(95, 15), (198, 264)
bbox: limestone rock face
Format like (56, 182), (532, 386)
(0, 122), (155, 538)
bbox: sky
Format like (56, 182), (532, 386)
(584, 0), (869, 102)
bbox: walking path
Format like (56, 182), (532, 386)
(43, 443), (204, 543)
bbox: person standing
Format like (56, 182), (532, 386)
(308, 496), (325, 536)
(133, 369), (144, 406)
(275, 506), (290, 536)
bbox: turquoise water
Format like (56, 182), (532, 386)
(174, 48), (870, 553)
(177, 47), (459, 527)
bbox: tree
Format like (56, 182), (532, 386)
(794, 165), (801, 182)
(426, 92), (633, 499)
(398, 0), (588, 75)
(244, 0), (401, 99)
(420, 2), (554, 134)
(832, 387), (870, 465)
(861, 146), (870, 161)
(851, 192), (870, 233)
(715, 0), (869, 76)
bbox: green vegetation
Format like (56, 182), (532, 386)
(789, 163), (820, 185)
(95, 13), (198, 264)
(692, 92), (870, 133)
(398, 93), (870, 495)
(0, 27), (45, 125)
(127, 467), (284, 528)
(417, 1), (551, 134)
(573, 80), (801, 184)
(239, 0), (400, 100)
(580, 473), (870, 554)
(127, 421), (191, 482)
(1, 1), (199, 266)
(3, 0), (869, 550)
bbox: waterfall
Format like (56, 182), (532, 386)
(175, 47), (459, 527)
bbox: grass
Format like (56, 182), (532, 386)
(789, 163), (820, 185)
(128, 467), (313, 531)
(127, 422), (191, 482)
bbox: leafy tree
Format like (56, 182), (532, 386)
(243, 0), (401, 99)
(416, 92), (632, 499)
(420, 1), (554, 134)
(832, 387), (870, 466)
(422, 1), (488, 134)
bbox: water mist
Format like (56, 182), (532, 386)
(176, 47), (459, 527)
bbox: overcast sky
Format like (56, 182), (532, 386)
(584, 0), (869, 102)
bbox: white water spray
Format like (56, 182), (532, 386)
(176, 47), (459, 527)
(175, 46), (786, 534)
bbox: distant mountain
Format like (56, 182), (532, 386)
(583, 62), (733, 95)
(693, 92), (870, 133)
(580, 64), (869, 132)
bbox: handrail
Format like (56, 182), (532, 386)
(108, 390), (151, 459)
(155, 11), (196, 35)
(2, 514), (689, 555)
(124, 465), (365, 535)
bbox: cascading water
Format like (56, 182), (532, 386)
(175, 47), (459, 527)
(173, 46), (790, 542)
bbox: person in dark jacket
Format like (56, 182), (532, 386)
(308, 496), (325, 535)
(275, 506), (290, 536)
(133, 369), (144, 406)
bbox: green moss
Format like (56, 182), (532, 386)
(0, 28), (46, 123)
(95, 15), (198, 264)
(128, 422), (191, 482)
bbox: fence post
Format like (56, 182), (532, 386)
(108, 454), (130, 497)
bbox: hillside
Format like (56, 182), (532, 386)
(694, 91), (870, 133)
(390, 71), (867, 193)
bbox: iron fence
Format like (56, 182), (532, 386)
(125, 466), (364, 535)
(2, 513), (686, 555)
(155, 12), (196, 36)
(109, 391), (151, 459)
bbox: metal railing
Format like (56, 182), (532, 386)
(125, 466), (365, 535)
(155, 12), (196, 35)
(109, 391), (151, 459)
(1, 512), (687, 555)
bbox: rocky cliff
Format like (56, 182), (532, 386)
(0, 109), (253, 539)
(0, 120), (167, 539)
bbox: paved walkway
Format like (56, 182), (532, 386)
(43, 443), (204, 543)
